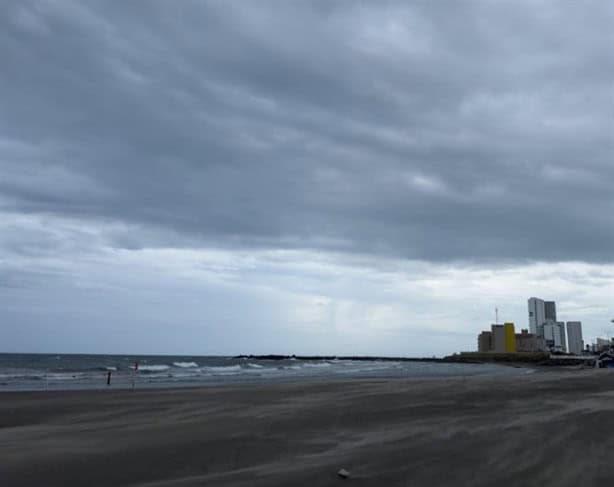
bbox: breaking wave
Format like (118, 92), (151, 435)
(173, 362), (198, 368)
(205, 365), (242, 374)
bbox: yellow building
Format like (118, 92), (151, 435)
(504, 322), (516, 352)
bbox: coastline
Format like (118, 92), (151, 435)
(236, 352), (597, 367)
(3, 368), (614, 486)
(0, 353), (532, 392)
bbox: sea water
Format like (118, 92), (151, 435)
(0, 353), (530, 391)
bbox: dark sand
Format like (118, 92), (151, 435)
(2, 369), (614, 486)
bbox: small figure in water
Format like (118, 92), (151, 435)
(131, 361), (139, 389)
(107, 371), (112, 386)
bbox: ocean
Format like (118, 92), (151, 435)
(0, 353), (530, 391)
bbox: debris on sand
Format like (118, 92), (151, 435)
(337, 468), (350, 479)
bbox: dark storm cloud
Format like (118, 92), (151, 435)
(2, 0), (614, 261)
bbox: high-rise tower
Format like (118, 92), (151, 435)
(528, 297), (546, 335)
(566, 321), (583, 355)
(545, 301), (557, 322)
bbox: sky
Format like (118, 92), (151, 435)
(1, 1), (613, 356)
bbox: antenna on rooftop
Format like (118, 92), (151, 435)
(495, 307), (499, 325)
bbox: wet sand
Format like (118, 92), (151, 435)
(2, 369), (614, 486)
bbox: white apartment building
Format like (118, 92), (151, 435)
(528, 297), (546, 336)
(566, 321), (583, 355)
(543, 321), (567, 353)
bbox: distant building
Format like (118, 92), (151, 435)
(594, 338), (611, 353)
(478, 331), (492, 352)
(515, 329), (547, 352)
(543, 321), (567, 353)
(566, 321), (583, 355)
(545, 301), (557, 322)
(528, 298), (546, 336)
(491, 324), (506, 353)
(504, 322), (516, 353)
(476, 323), (519, 353)
(528, 298), (578, 353)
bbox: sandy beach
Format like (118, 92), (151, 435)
(2, 368), (614, 487)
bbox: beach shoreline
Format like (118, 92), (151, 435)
(2, 369), (614, 486)
(0, 353), (535, 392)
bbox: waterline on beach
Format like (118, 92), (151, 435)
(0, 353), (531, 391)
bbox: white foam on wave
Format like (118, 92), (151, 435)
(105, 366), (117, 371)
(205, 365), (242, 374)
(139, 365), (170, 372)
(247, 363), (263, 368)
(173, 362), (198, 368)
(303, 362), (332, 368)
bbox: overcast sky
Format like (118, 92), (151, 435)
(1, 1), (613, 356)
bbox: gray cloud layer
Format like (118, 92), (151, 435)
(2, 1), (614, 262)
